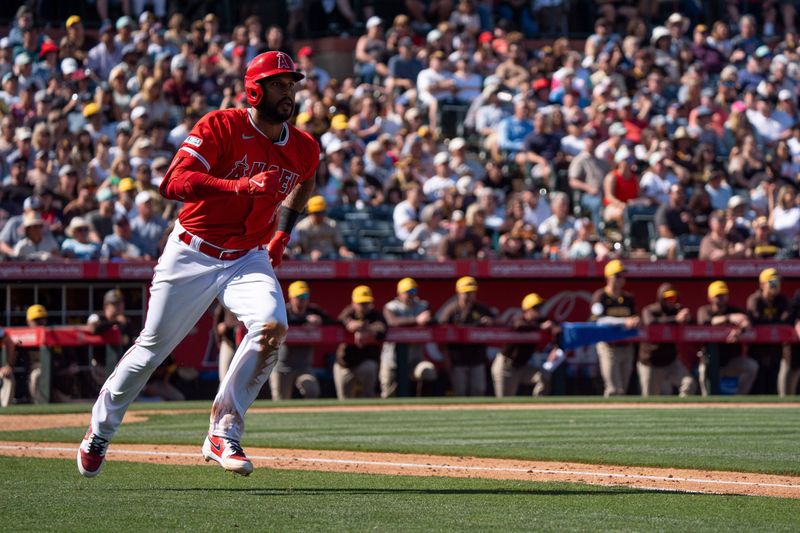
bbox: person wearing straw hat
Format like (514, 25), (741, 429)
(269, 281), (331, 400)
(697, 280), (758, 395)
(380, 277), (437, 398)
(638, 283), (696, 397)
(335, 285), (387, 399)
(746, 268), (791, 394)
(438, 276), (495, 396)
(492, 293), (559, 397)
(14, 211), (60, 261)
(590, 260), (639, 397)
(61, 216), (101, 260)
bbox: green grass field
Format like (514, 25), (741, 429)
(2, 398), (800, 531)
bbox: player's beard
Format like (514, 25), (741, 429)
(258, 97), (294, 124)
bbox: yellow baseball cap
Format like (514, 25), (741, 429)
(27, 304), (48, 321)
(521, 293), (545, 310)
(759, 268), (780, 284)
(331, 114), (348, 130)
(604, 259), (625, 278)
(118, 177), (135, 192)
(307, 195), (326, 214)
(66, 15), (81, 28)
(708, 280), (729, 298)
(397, 277), (417, 294)
(456, 276), (478, 293)
(662, 289), (679, 300)
(352, 285), (374, 304)
(82, 102), (100, 118)
(295, 111), (310, 126)
(288, 281), (310, 299)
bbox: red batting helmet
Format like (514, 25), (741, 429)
(244, 51), (304, 107)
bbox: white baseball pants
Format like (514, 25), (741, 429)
(90, 223), (287, 442)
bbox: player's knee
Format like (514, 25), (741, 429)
(255, 321), (287, 355)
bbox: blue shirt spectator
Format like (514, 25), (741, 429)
(497, 100), (533, 155)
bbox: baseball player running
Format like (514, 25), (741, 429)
(78, 51), (319, 477)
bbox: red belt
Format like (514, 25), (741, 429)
(178, 231), (251, 261)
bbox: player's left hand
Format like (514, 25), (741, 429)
(268, 231), (290, 268)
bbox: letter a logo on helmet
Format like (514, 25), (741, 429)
(276, 52), (292, 71)
(244, 51), (305, 107)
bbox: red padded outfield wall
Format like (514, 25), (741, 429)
(4, 259), (800, 321)
(5, 260), (800, 370)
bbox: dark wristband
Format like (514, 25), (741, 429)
(277, 207), (302, 234)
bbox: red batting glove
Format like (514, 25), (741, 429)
(268, 231), (290, 268)
(236, 169), (281, 197)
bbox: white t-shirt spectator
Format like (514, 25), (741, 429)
(417, 68), (454, 104)
(393, 199), (418, 241)
(772, 205), (800, 245)
(422, 174), (457, 201)
(746, 109), (784, 143)
(705, 182), (734, 211)
(639, 170), (677, 205)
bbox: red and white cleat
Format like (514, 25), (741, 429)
(202, 435), (254, 476)
(77, 427), (109, 478)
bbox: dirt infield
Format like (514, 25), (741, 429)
(1, 440), (799, 498)
(2, 403), (800, 498)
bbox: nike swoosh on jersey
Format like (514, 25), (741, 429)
(250, 178), (265, 187)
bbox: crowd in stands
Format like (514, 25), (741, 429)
(2, 4), (800, 262)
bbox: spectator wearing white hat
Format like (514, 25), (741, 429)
(14, 211), (60, 261)
(61, 216), (101, 260)
(163, 54), (198, 108)
(355, 17), (388, 85)
(773, 90), (797, 132)
(6, 127), (33, 171)
(639, 151), (680, 206)
(0, 195), (43, 257)
(130, 191), (166, 260)
(448, 136), (483, 180)
(594, 121), (627, 166)
(0, 38), (14, 79)
(422, 151), (457, 201)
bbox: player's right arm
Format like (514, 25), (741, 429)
(159, 111), (280, 201)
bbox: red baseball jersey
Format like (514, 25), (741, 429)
(161, 108), (320, 250)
